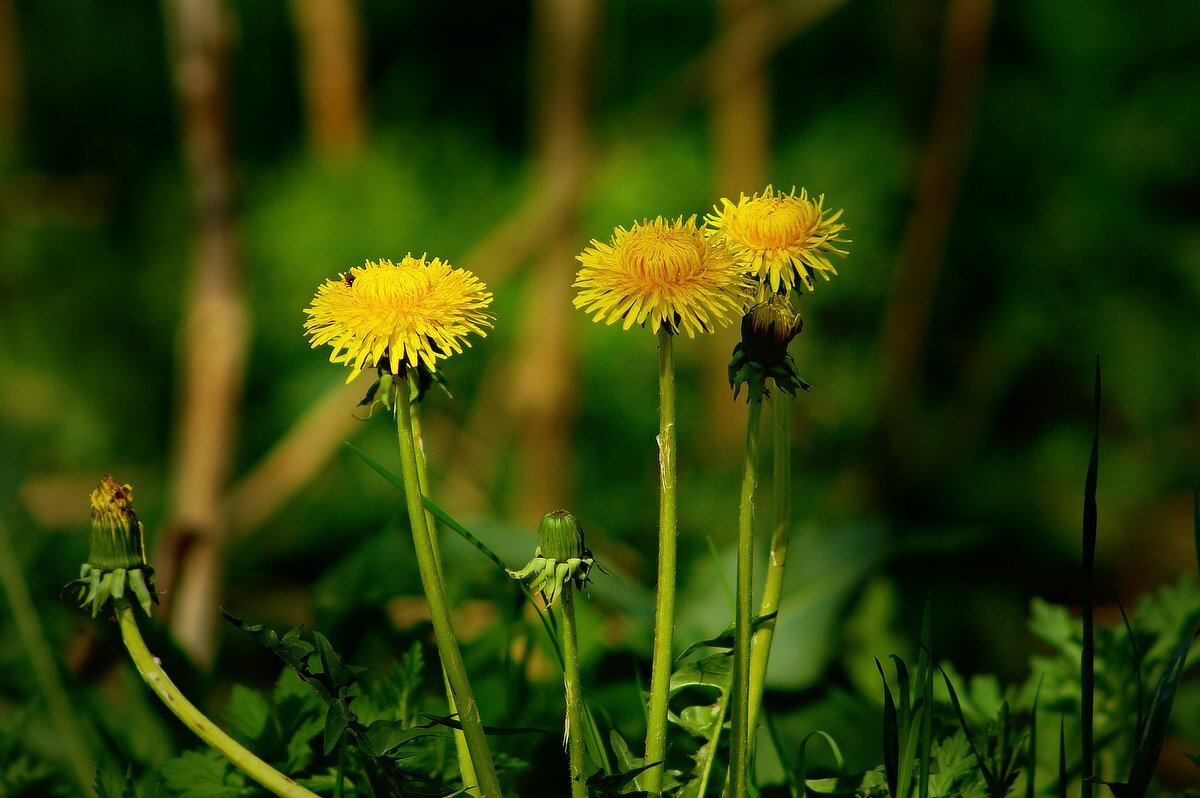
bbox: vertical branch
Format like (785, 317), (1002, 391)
(158, 0), (247, 666)
(702, 0), (771, 462)
(0, 0), (21, 159)
(505, 0), (598, 519)
(288, 0), (366, 159)
(877, 0), (994, 447)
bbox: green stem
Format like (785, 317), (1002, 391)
(746, 395), (791, 739)
(731, 396), (764, 798)
(411, 398), (480, 798)
(560, 584), (589, 798)
(0, 517), (97, 788)
(115, 601), (318, 798)
(396, 372), (503, 798)
(644, 327), (678, 795)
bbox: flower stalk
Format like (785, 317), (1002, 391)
(644, 326), (679, 794)
(115, 599), (320, 798)
(746, 394), (791, 740)
(560, 582), (589, 798)
(411, 395), (480, 798)
(395, 371), (503, 798)
(730, 395), (764, 798)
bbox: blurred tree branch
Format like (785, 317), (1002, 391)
(288, 0), (365, 160)
(877, 0), (994, 456)
(156, 0), (247, 667)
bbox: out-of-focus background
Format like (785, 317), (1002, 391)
(1, 0), (1198, 791)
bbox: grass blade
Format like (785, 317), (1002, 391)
(939, 665), (997, 793)
(1081, 356), (1101, 798)
(917, 602), (934, 798)
(792, 729), (846, 798)
(1124, 632), (1197, 797)
(1058, 716), (1068, 798)
(1109, 582), (1145, 739)
(876, 657), (899, 798)
(1026, 677), (1042, 798)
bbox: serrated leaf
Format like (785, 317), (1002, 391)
(221, 611), (314, 674)
(223, 685), (272, 748)
(323, 703), (351, 756)
(159, 750), (250, 798)
(1123, 632), (1197, 797)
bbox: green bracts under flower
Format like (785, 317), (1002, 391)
(507, 510), (595, 607)
(729, 295), (811, 402)
(69, 476), (157, 617)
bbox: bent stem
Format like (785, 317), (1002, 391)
(560, 583), (589, 798)
(411, 397), (480, 797)
(746, 394), (791, 739)
(396, 371), (503, 798)
(644, 327), (679, 795)
(730, 395), (764, 798)
(115, 600), (318, 798)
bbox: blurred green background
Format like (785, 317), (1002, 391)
(1, 0), (1198, 792)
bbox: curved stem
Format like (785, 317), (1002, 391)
(746, 394), (791, 739)
(644, 328), (678, 795)
(730, 396), (763, 798)
(411, 398), (480, 797)
(115, 601), (318, 798)
(396, 374), (503, 798)
(560, 584), (589, 798)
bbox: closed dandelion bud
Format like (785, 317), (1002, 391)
(71, 476), (158, 617)
(741, 295), (803, 369)
(538, 510), (584, 563)
(728, 295), (812, 402)
(507, 509), (597, 607)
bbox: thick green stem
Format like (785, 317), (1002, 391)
(644, 328), (678, 795)
(731, 396), (764, 798)
(560, 584), (589, 798)
(115, 601), (318, 798)
(396, 375), (503, 798)
(746, 395), (791, 739)
(0, 518), (97, 788)
(411, 399), (480, 798)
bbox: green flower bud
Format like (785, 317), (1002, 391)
(538, 510), (584, 563)
(70, 476), (158, 617)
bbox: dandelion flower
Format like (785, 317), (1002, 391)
(706, 185), (848, 294)
(304, 255), (493, 382)
(573, 215), (752, 338)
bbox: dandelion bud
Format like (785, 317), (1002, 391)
(728, 296), (812, 402)
(71, 476), (158, 617)
(538, 510), (584, 563)
(741, 295), (803, 369)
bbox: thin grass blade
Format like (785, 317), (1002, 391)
(1081, 356), (1101, 798)
(876, 657), (899, 798)
(1110, 582), (1145, 739)
(1059, 716), (1068, 798)
(918, 602), (934, 798)
(1027, 677), (1042, 798)
(1124, 632), (1197, 797)
(939, 665), (997, 793)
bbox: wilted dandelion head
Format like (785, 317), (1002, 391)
(706, 185), (848, 295)
(573, 215), (752, 338)
(304, 256), (493, 382)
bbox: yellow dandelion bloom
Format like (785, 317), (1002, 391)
(706, 185), (848, 294)
(304, 255), (493, 382)
(573, 215), (752, 338)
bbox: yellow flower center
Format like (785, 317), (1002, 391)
(738, 200), (819, 250)
(620, 228), (706, 286)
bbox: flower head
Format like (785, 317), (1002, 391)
(70, 476), (157, 617)
(573, 215), (752, 338)
(304, 256), (493, 383)
(706, 185), (848, 295)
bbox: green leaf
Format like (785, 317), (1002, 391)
(669, 652), (732, 695)
(364, 719), (445, 756)
(159, 750), (250, 798)
(939, 665), (998, 794)
(1123, 632), (1197, 797)
(223, 685), (272, 748)
(94, 770), (142, 798)
(312, 632), (364, 694)
(323, 703), (350, 756)
(875, 657), (899, 798)
(221, 611), (314, 674)
(805, 767), (887, 795)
